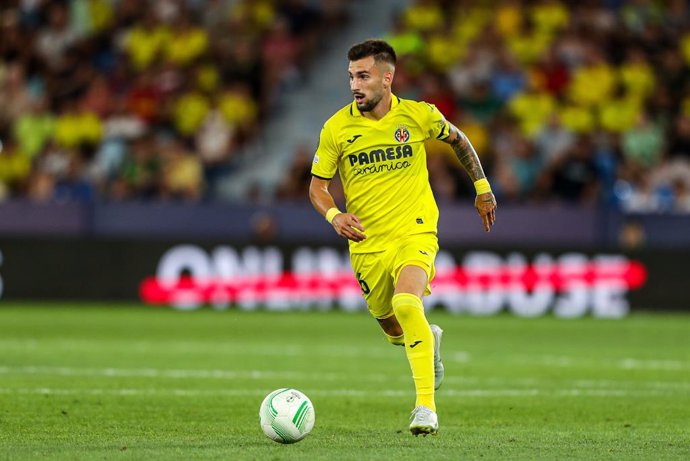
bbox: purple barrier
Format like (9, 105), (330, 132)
(0, 201), (688, 248)
(0, 201), (87, 235)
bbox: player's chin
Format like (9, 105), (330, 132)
(356, 100), (374, 112)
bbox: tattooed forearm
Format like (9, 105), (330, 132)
(448, 126), (485, 181)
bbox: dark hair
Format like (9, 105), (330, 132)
(347, 39), (397, 66)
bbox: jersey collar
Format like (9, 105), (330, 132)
(350, 93), (400, 117)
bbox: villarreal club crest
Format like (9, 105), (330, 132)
(394, 125), (410, 143)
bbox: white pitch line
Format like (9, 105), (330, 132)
(618, 358), (690, 371)
(525, 355), (690, 371)
(570, 379), (690, 390)
(0, 340), (416, 359)
(0, 387), (674, 398)
(1, 366), (688, 391)
(5, 339), (688, 375)
(0, 365), (483, 386)
(0, 366), (395, 383)
(3, 339), (688, 371)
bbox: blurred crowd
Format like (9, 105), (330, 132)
(0, 0), (345, 202)
(399, 0), (690, 214)
(3, 0), (690, 215)
(278, 0), (690, 215)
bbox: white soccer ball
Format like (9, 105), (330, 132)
(259, 388), (315, 444)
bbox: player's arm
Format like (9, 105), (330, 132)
(442, 123), (497, 232)
(309, 176), (366, 242)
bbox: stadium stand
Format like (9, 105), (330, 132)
(279, 0), (690, 213)
(0, 0), (346, 201)
(1, 0), (689, 214)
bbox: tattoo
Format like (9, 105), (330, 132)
(448, 126), (485, 181)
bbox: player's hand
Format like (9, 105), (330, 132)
(475, 192), (496, 233)
(331, 213), (366, 242)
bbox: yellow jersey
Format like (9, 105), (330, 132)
(311, 95), (450, 253)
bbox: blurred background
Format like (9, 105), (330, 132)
(1, 0), (689, 315)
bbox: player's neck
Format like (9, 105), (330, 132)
(363, 92), (392, 121)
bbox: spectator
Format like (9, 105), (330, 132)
(53, 100), (103, 151)
(0, 139), (31, 199)
(459, 80), (503, 124)
(13, 97), (55, 159)
(54, 155), (95, 203)
(668, 114), (690, 159)
(535, 114), (575, 166)
(490, 50), (526, 103)
(671, 178), (690, 212)
(621, 112), (665, 169)
(122, 10), (170, 70)
(118, 136), (161, 200)
(165, 14), (209, 67)
(495, 135), (544, 201)
(418, 74), (458, 122)
(250, 211), (278, 245)
(546, 135), (600, 204)
(196, 100), (236, 196)
(219, 82), (259, 140)
(276, 145), (312, 201)
(619, 218), (646, 250)
(532, 46), (569, 98)
(160, 140), (203, 201)
(0, 62), (33, 132)
(35, 3), (79, 70)
(508, 79), (556, 138)
(261, 16), (302, 107)
(402, 0), (443, 34)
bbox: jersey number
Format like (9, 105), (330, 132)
(356, 272), (371, 295)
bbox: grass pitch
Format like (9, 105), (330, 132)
(0, 304), (688, 460)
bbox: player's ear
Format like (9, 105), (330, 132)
(383, 70), (394, 89)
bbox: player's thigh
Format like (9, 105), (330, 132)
(391, 233), (439, 296)
(350, 251), (395, 319)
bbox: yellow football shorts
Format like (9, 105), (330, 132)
(349, 232), (439, 319)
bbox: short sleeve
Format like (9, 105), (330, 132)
(423, 102), (450, 140)
(311, 122), (340, 179)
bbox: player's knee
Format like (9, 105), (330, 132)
(392, 293), (423, 322)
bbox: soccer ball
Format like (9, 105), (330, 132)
(259, 388), (315, 444)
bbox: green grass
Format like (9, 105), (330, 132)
(0, 304), (689, 460)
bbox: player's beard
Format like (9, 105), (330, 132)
(356, 90), (383, 113)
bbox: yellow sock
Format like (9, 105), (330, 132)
(392, 293), (435, 411)
(384, 332), (405, 346)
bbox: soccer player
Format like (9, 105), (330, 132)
(308, 39), (496, 436)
